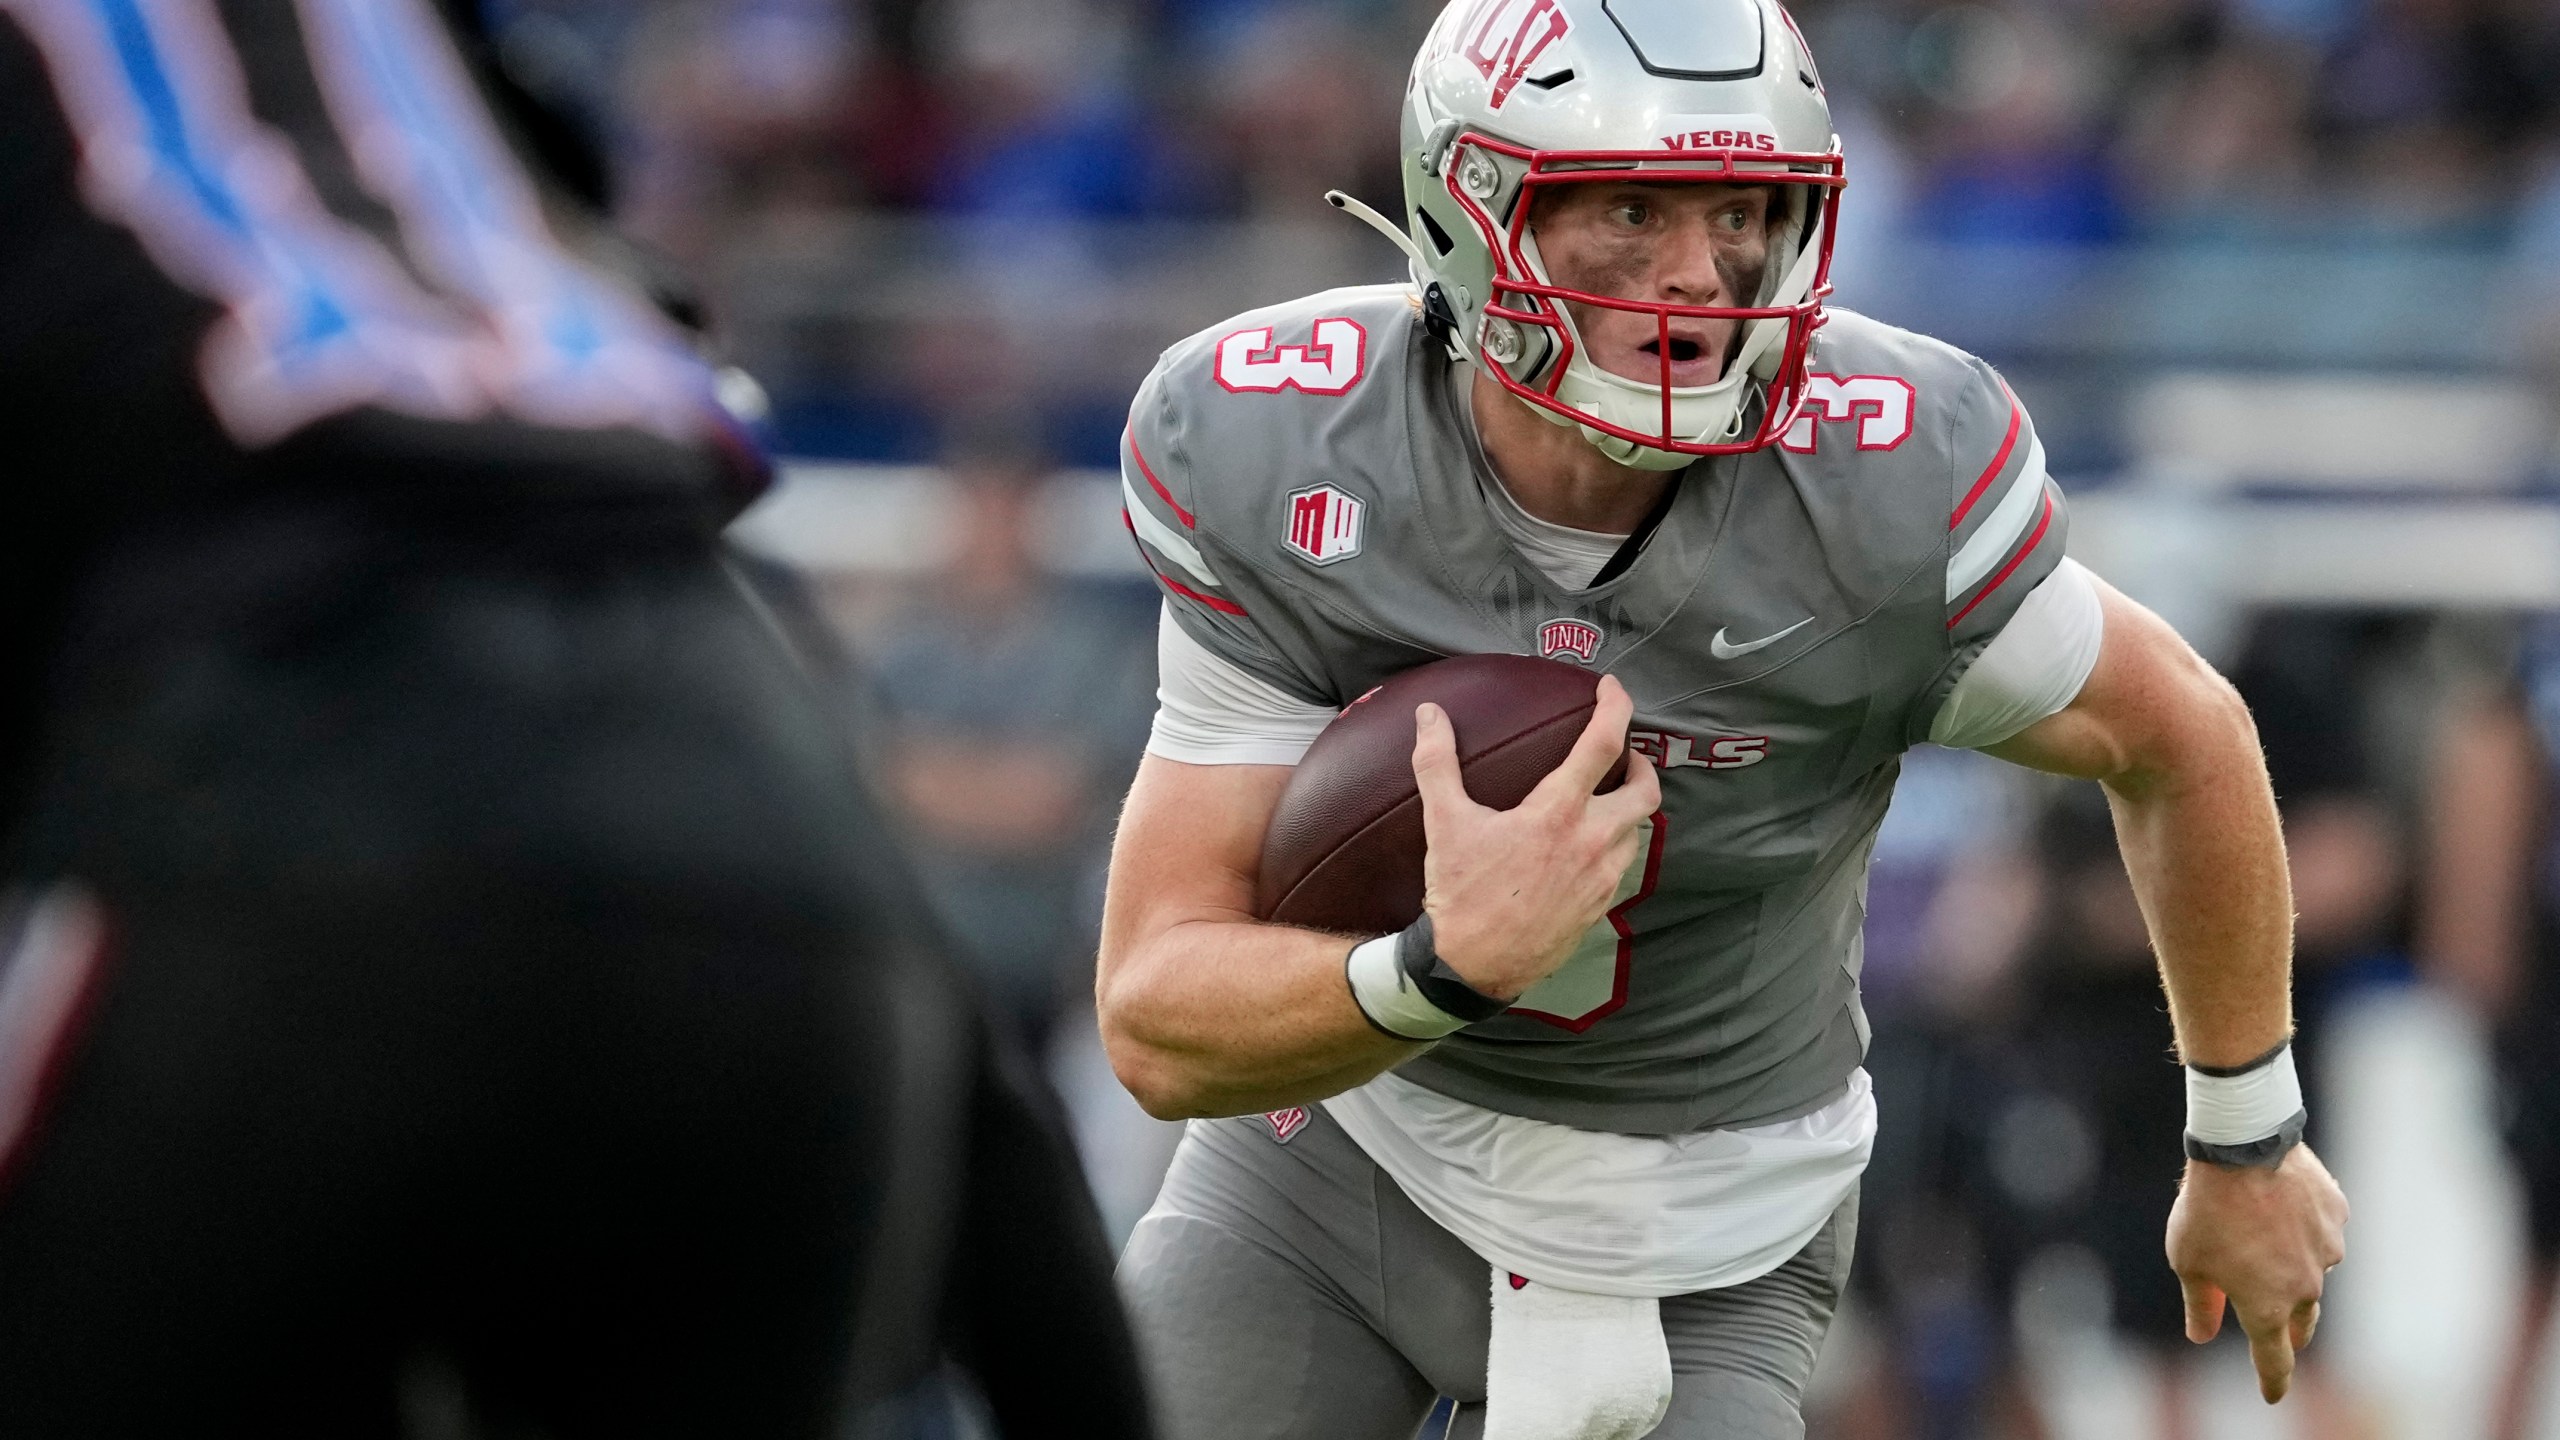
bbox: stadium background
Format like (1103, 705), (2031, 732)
(487, 0), (2560, 1434)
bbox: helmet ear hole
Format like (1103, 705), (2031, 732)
(1416, 207), (1455, 258)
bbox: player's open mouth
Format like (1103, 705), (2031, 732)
(1631, 329), (1725, 386)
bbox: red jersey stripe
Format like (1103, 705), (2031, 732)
(1947, 489), (2054, 630)
(1122, 510), (1247, 616)
(1124, 427), (1195, 530)
(1949, 390), (2023, 531)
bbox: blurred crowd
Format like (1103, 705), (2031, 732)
(464, 0), (2560, 1434)
(487, 0), (2560, 246)
(476, 0), (2560, 469)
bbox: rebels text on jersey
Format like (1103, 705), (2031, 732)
(1122, 285), (2065, 1136)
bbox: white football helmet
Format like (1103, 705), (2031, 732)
(1336, 0), (1843, 469)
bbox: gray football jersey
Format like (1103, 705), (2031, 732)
(1122, 283), (2066, 1136)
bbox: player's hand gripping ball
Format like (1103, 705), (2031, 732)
(1254, 654), (1629, 935)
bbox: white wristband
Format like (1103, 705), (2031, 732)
(1345, 933), (1467, 1041)
(2184, 1044), (2304, 1146)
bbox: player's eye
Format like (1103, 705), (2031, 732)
(1610, 200), (1651, 227)
(1716, 207), (1753, 233)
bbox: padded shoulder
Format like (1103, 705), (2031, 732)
(1131, 284), (1428, 537)
(1786, 309), (2059, 587)
(1795, 308), (2009, 467)
(1119, 284), (1429, 702)
(1787, 315), (2073, 743)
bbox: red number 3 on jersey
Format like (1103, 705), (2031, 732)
(1215, 318), (1369, 395)
(1779, 373), (1916, 453)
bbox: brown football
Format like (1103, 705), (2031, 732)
(1254, 653), (1624, 935)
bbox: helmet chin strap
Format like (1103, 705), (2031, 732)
(1326, 190), (1429, 270)
(1328, 189), (1480, 364)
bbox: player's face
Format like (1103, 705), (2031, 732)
(1527, 182), (1775, 389)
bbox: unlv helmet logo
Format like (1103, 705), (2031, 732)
(1538, 618), (1603, 663)
(1457, 0), (1572, 109)
(1285, 485), (1366, 566)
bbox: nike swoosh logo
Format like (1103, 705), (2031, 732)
(1710, 616), (1814, 660)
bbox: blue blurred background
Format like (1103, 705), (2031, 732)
(483, 2), (2560, 1435)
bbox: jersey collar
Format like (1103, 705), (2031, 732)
(1411, 348), (1736, 627)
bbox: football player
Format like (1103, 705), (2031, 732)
(1098, 1), (2347, 1436)
(0, 1), (1147, 1434)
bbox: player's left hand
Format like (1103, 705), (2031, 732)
(2164, 1143), (2349, 1404)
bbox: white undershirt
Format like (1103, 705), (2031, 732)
(1145, 555), (2105, 1295)
(1323, 1069), (1875, 1296)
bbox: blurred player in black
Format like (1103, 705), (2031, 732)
(0, 1), (1150, 1435)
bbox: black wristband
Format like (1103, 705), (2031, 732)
(1396, 913), (1510, 1025)
(2184, 1109), (2307, 1169)
(2186, 1037), (2292, 1078)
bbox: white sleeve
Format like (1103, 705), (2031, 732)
(1929, 557), (2106, 750)
(1146, 602), (1337, 765)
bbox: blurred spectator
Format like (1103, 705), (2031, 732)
(1906, 6), (2129, 244)
(854, 454), (1153, 1049)
(1859, 748), (2044, 1018)
(2226, 614), (2422, 1031)
(2423, 616), (2560, 1440)
(839, 41), (957, 210)
(1193, 6), (1404, 217)
(923, 0), (1205, 221)
(2113, 34), (2321, 228)
(1995, 789), (2190, 1437)
(616, 0), (865, 260)
(1837, 749), (2052, 1440)
(2310, 0), (2555, 228)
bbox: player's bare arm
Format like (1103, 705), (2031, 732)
(1987, 576), (2350, 1403)
(1098, 678), (1658, 1120)
(1097, 758), (1407, 1120)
